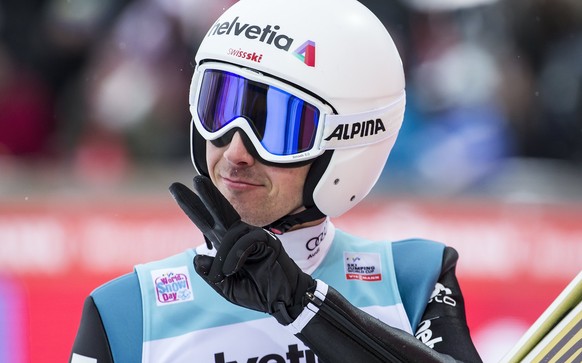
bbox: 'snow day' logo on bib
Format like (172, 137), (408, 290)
(343, 252), (383, 281)
(151, 266), (194, 306)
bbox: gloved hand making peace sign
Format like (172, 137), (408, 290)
(169, 175), (315, 325)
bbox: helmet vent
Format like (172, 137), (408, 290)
(350, 195), (356, 202)
(334, 179), (340, 185)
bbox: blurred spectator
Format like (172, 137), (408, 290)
(500, 0), (582, 162)
(70, 0), (236, 183)
(377, 0), (515, 194)
(0, 0), (130, 162)
(0, 44), (54, 158)
(81, 0), (193, 163)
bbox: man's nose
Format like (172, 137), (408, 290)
(223, 131), (255, 166)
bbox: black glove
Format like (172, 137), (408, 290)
(169, 175), (315, 325)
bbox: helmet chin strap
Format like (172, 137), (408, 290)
(266, 148), (334, 235)
(265, 206), (326, 235)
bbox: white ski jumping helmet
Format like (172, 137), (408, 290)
(189, 0), (406, 231)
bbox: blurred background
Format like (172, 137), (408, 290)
(0, 0), (580, 362)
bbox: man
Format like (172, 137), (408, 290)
(70, 0), (483, 362)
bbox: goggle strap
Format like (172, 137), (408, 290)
(320, 91), (405, 150)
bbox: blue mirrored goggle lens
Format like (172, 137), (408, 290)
(197, 70), (320, 156)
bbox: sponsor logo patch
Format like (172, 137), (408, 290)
(227, 48), (264, 63)
(293, 40), (316, 67)
(151, 266), (194, 306)
(429, 282), (457, 307)
(214, 344), (316, 363)
(208, 16), (315, 67)
(324, 118), (386, 142)
(208, 16), (294, 51)
(415, 318), (443, 348)
(305, 222), (327, 260)
(343, 252), (382, 281)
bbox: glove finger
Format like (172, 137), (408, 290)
(169, 182), (224, 248)
(194, 254), (225, 283)
(202, 221), (251, 282)
(169, 182), (214, 233)
(222, 228), (278, 276)
(193, 255), (229, 298)
(192, 175), (241, 236)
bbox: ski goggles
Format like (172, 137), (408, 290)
(190, 62), (405, 164)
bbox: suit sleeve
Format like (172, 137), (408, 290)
(288, 280), (460, 363)
(69, 273), (143, 363)
(415, 247), (482, 362)
(69, 296), (114, 363)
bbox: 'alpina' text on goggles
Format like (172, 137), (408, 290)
(190, 63), (405, 163)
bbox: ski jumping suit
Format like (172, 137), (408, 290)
(70, 219), (482, 362)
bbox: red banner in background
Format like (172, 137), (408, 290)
(0, 197), (580, 363)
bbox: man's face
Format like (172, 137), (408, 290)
(206, 132), (310, 227)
